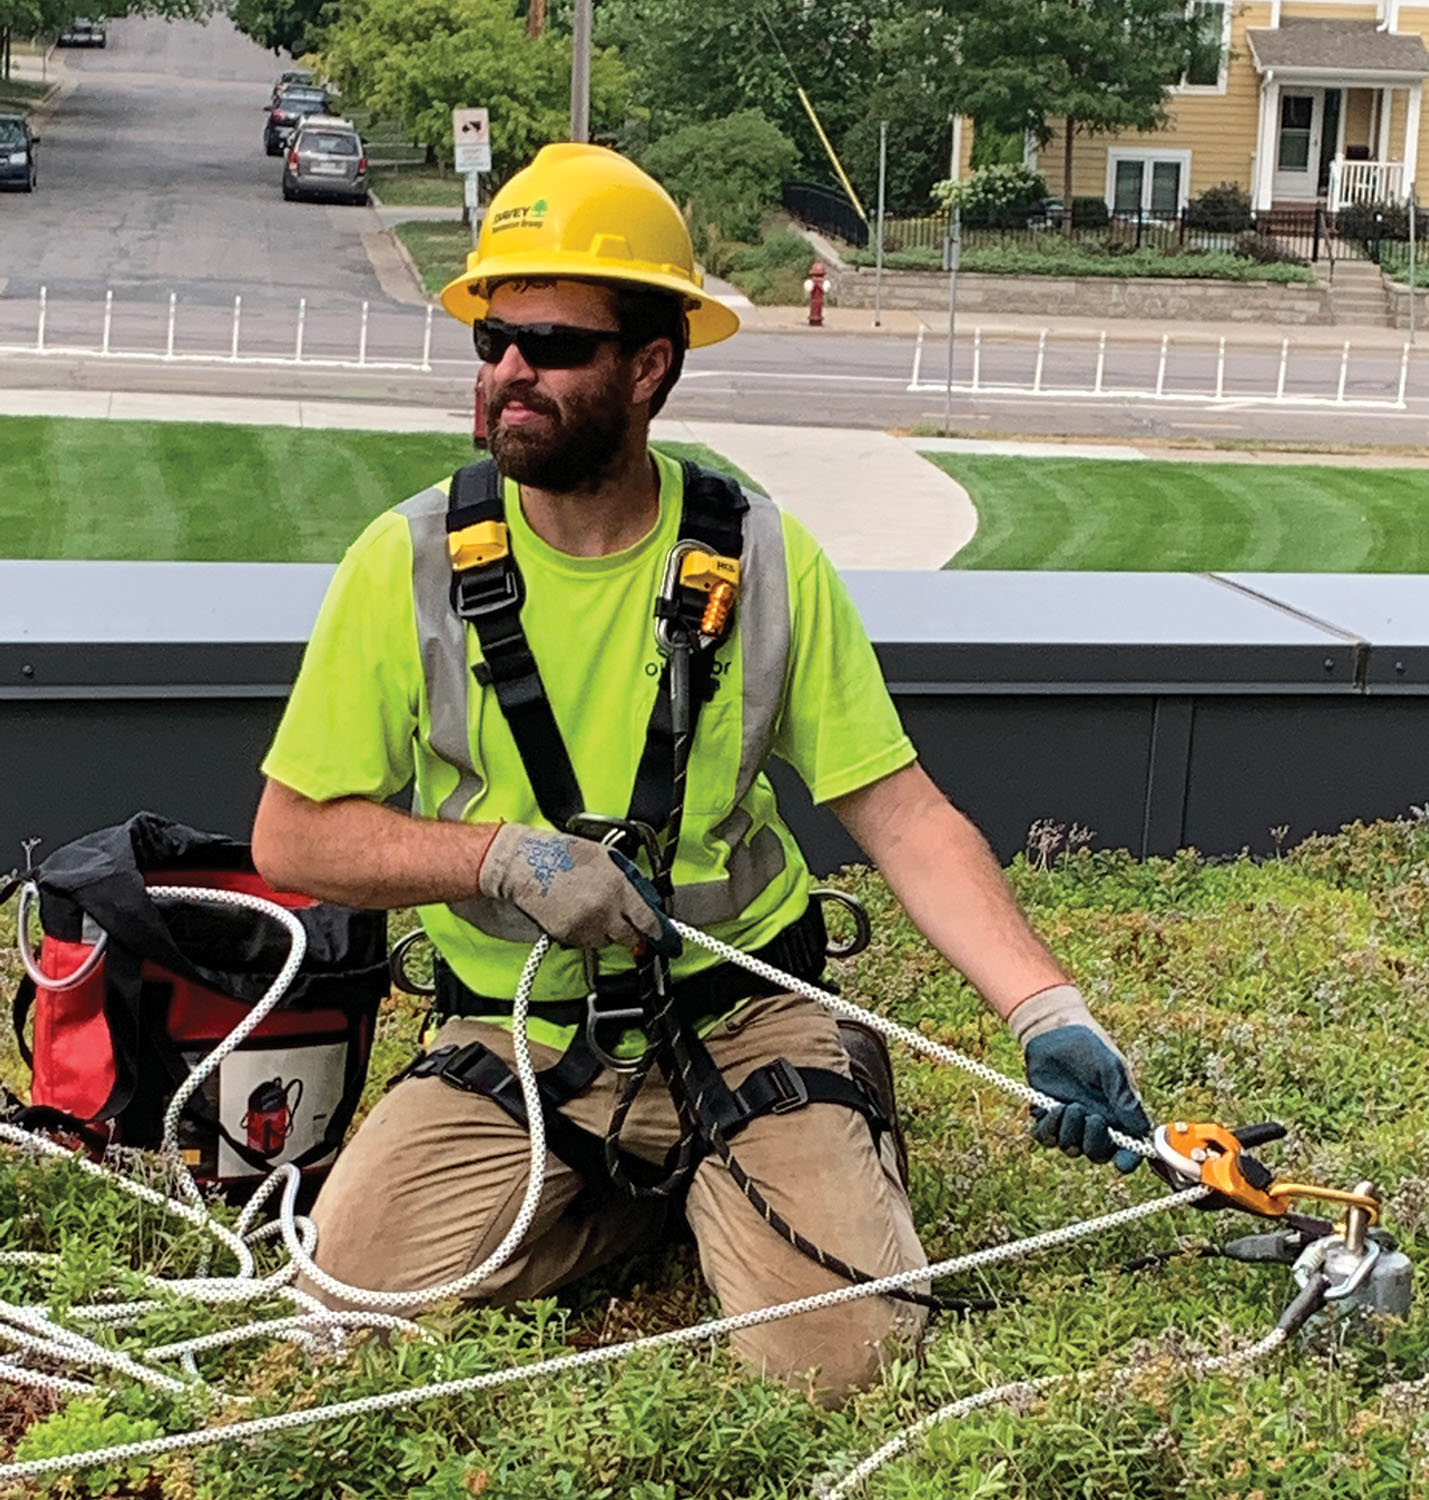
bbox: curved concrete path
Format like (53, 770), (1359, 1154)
(655, 420), (977, 569)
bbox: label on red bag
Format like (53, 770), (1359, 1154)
(206, 1041), (347, 1180)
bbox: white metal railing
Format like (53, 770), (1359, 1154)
(1328, 157), (1406, 213)
(906, 325), (1414, 409)
(0, 287), (437, 372)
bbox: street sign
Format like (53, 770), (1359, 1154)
(463, 173), (480, 210)
(452, 107), (491, 175)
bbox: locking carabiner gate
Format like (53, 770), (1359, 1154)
(1154, 1120), (1382, 1226)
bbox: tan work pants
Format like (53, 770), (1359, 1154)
(304, 991), (928, 1403)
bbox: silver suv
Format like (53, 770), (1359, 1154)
(281, 117), (368, 206)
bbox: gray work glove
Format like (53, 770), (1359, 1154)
(1011, 984), (1152, 1174)
(477, 823), (680, 956)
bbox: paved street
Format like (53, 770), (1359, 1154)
(3, 14), (1429, 449)
(0, 15), (385, 306)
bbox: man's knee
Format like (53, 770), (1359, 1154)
(729, 1295), (929, 1407)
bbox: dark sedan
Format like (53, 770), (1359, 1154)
(263, 86), (330, 156)
(0, 115), (38, 192)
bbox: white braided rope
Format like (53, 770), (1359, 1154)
(815, 1325), (1291, 1499)
(0, 896), (1236, 1487)
(0, 1182), (1213, 1483)
(0, 1359), (94, 1397)
(673, 921), (1154, 1159)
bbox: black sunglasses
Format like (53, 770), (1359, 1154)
(473, 316), (627, 370)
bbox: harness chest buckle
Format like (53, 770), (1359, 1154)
(453, 564), (519, 620)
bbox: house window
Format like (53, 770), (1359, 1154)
(1109, 151), (1191, 216)
(1181, 0), (1228, 90)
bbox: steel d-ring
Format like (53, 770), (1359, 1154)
(811, 888), (872, 958)
(388, 929), (437, 997)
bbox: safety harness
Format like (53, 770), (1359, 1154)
(406, 459), (900, 1214)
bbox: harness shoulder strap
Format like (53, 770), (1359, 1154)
(627, 461), (747, 834)
(446, 460), (584, 829)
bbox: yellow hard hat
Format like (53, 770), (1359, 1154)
(439, 142), (740, 349)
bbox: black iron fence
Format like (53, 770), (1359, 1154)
(782, 181), (869, 249)
(784, 186), (1429, 268)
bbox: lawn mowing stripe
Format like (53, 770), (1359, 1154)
(927, 455), (1429, 572)
(1, 417), (758, 562)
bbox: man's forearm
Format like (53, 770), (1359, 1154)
(831, 763), (1066, 1020)
(251, 780), (499, 909)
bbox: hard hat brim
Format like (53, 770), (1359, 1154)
(439, 260), (741, 349)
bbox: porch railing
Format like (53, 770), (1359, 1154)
(1328, 158), (1407, 213)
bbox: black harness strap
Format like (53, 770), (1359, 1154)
(448, 461), (583, 829)
(405, 1038), (889, 1198)
(405, 1039), (685, 1201)
(446, 457), (748, 844)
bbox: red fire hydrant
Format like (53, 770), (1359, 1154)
(804, 261), (827, 327)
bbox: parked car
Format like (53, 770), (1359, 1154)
(57, 17), (106, 46)
(263, 86), (330, 156)
(281, 117), (368, 206)
(0, 115), (39, 192)
(269, 69), (315, 107)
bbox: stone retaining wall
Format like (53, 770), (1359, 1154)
(1384, 280), (1429, 332)
(830, 267), (1333, 324)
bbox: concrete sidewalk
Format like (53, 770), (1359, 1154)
(0, 388), (977, 569)
(720, 298), (1414, 348)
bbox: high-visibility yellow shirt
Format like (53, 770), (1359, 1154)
(262, 451), (915, 1046)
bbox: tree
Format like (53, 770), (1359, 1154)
(227, 0), (327, 58)
(641, 108), (797, 253)
(318, 0), (629, 180)
(952, 0), (1205, 233)
(598, 0), (901, 184)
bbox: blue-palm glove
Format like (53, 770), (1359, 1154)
(1012, 985), (1151, 1174)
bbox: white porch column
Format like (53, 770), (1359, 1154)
(1378, 85), (1395, 162)
(1406, 81), (1423, 200)
(1255, 75), (1280, 211)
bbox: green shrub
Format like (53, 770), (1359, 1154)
(640, 110), (798, 259)
(1185, 181), (1254, 232)
(1231, 229), (1308, 267)
(723, 230), (818, 304)
(1071, 195), (1110, 228)
(844, 241), (1315, 282)
(1337, 199), (1409, 243)
(935, 164), (1049, 228)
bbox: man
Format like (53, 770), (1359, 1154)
(251, 143), (1152, 1404)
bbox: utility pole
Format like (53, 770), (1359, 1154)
(1410, 186), (1418, 347)
(873, 120), (888, 328)
(942, 116), (963, 435)
(527, 0), (546, 38)
(571, 0), (592, 143)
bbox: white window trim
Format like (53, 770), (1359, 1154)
(1106, 148), (1195, 214)
(1173, 0), (1233, 96)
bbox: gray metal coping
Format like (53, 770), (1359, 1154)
(4, 560), (1424, 697)
(1216, 574), (1429, 691)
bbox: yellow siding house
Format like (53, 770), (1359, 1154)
(1024, 0), (1429, 214)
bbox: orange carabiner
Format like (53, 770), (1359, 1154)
(1154, 1122), (1383, 1225)
(1155, 1121), (1284, 1217)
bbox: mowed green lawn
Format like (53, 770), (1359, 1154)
(930, 454), (1429, 571)
(0, 416), (752, 561)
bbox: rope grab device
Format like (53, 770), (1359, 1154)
(0, 879), (1413, 1495)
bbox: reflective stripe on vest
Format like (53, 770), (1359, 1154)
(397, 481), (792, 940)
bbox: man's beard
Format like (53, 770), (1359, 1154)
(488, 377), (631, 494)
